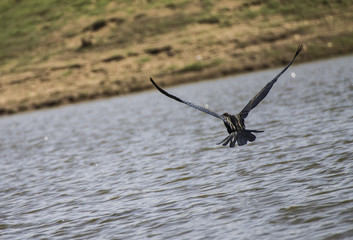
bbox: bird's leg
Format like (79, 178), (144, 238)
(217, 132), (236, 146)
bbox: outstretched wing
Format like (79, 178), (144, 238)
(150, 77), (225, 121)
(239, 44), (303, 119)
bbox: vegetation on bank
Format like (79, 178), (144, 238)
(0, 0), (352, 115)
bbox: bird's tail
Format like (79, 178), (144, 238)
(237, 129), (259, 146)
(217, 129), (263, 147)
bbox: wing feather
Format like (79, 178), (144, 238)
(239, 44), (303, 119)
(150, 77), (225, 121)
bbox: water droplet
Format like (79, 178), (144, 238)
(291, 72), (296, 78)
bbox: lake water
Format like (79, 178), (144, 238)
(1, 55), (353, 239)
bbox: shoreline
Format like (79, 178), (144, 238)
(1, 49), (351, 117)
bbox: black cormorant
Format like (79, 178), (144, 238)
(150, 44), (303, 147)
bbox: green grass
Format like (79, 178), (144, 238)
(197, 15), (220, 24)
(146, 0), (191, 9)
(0, 0), (200, 65)
(0, 0), (111, 64)
(241, 0), (353, 20)
(0, 0), (352, 67)
(177, 58), (223, 73)
(137, 56), (151, 64)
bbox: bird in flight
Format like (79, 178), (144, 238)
(150, 44), (303, 147)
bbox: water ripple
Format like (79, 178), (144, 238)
(1, 56), (353, 239)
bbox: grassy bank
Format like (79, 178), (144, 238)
(0, 0), (352, 115)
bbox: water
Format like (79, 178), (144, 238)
(1, 56), (353, 240)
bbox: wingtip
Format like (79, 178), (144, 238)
(150, 77), (157, 87)
(150, 77), (164, 93)
(297, 44), (303, 54)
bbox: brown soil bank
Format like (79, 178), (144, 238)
(1, 0), (352, 116)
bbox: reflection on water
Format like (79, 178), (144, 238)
(1, 56), (353, 239)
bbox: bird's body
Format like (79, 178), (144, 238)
(150, 45), (303, 147)
(219, 113), (262, 147)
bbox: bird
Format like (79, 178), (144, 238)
(150, 44), (303, 147)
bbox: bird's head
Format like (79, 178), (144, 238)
(222, 112), (231, 118)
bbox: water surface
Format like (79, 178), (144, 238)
(1, 56), (353, 239)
